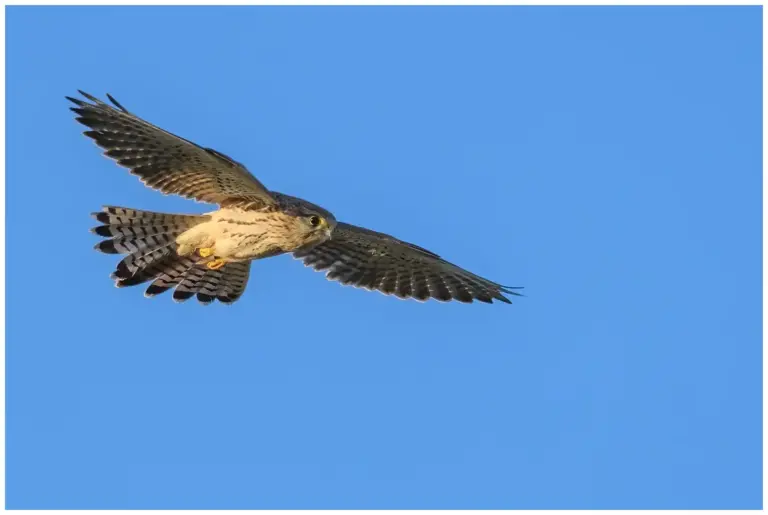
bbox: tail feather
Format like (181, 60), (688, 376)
(143, 257), (199, 296)
(171, 262), (251, 304)
(174, 267), (224, 305)
(217, 262), (251, 303)
(91, 206), (251, 304)
(95, 233), (176, 255)
(92, 222), (196, 239)
(114, 246), (175, 280)
(92, 206), (204, 227)
(116, 254), (196, 288)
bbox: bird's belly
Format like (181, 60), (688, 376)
(207, 220), (282, 260)
(176, 213), (286, 261)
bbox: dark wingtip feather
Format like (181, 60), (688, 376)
(472, 289), (495, 304)
(91, 211), (110, 224)
(119, 276), (147, 287)
(94, 239), (119, 254)
(77, 90), (101, 104)
(145, 284), (171, 297)
(500, 286), (525, 297)
(118, 274), (151, 287)
(74, 116), (99, 129)
(65, 96), (85, 107)
(106, 93), (129, 112)
(197, 293), (214, 305)
(172, 290), (195, 303)
(113, 260), (133, 280)
(91, 225), (112, 237)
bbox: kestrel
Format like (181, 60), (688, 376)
(68, 91), (523, 305)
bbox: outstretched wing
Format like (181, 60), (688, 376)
(67, 91), (276, 209)
(294, 223), (522, 304)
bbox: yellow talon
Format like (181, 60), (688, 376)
(198, 247), (215, 258)
(206, 258), (227, 270)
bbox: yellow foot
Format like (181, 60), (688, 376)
(206, 258), (227, 270)
(198, 247), (215, 258)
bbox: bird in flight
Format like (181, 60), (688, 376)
(68, 91), (522, 305)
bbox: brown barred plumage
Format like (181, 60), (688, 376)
(68, 92), (274, 209)
(72, 91), (523, 305)
(294, 223), (521, 304)
(92, 206), (252, 304)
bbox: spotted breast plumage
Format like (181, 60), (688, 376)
(68, 91), (523, 305)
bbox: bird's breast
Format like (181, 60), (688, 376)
(208, 208), (302, 260)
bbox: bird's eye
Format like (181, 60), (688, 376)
(308, 215), (322, 227)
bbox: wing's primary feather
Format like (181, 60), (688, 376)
(294, 222), (523, 304)
(67, 91), (275, 209)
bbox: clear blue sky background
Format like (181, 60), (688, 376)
(6, 6), (761, 509)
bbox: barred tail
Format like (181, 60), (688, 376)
(91, 206), (250, 304)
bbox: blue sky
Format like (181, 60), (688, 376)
(6, 6), (761, 509)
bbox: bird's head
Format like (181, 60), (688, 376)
(297, 206), (336, 243)
(275, 193), (337, 248)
